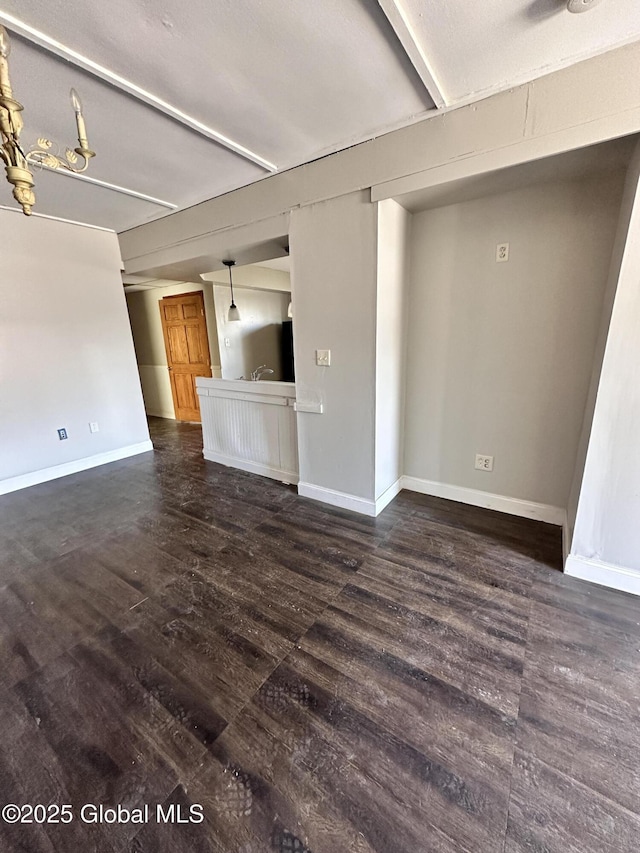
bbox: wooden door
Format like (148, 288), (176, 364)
(159, 291), (212, 422)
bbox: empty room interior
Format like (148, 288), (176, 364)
(1, 1), (640, 851)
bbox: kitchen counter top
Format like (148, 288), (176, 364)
(196, 377), (295, 399)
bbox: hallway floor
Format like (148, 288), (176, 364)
(0, 418), (638, 852)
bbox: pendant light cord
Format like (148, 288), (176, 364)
(228, 263), (236, 306)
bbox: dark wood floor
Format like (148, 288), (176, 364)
(0, 417), (638, 852)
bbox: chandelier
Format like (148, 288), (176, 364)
(0, 25), (95, 215)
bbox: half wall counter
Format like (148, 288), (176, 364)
(195, 378), (298, 484)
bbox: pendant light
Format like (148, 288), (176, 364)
(223, 260), (240, 321)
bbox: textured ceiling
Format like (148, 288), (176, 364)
(400, 0), (640, 103)
(1, 0), (639, 232)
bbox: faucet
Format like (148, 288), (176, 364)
(251, 365), (274, 381)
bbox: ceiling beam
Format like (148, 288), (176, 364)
(0, 11), (278, 172)
(377, 0), (447, 109)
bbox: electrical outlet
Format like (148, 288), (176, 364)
(57, 428), (68, 441)
(89, 422), (99, 433)
(475, 454), (494, 472)
(316, 349), (331, 366)
(496, 242), (509, 263)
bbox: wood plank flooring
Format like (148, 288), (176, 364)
(0, 417), (638, 851)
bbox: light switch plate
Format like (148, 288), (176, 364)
(89, 422), (99, 433)
(316, 349), (331, 366)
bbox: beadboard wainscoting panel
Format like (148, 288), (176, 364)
(197, 380), (298, 484)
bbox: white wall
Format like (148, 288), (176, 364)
(567, 146), (640, 548)
(291, 191), (378, 506)
(375, 199), (411, 503)
(567, 147), (640, 591)
(0, 210), (150, 493)
(212, 285), (290, 381)
(403, 174), (624, 515)
(126, 281), (221, 418)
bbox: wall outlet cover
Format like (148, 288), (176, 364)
(89, 422), (99, 433)
(316, 349), (331, 366)
(475, 454), (494, 471)
(496, 243), (510, 263)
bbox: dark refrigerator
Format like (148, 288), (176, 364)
(281, 320), (295, 382)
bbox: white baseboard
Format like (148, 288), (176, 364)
(203, 449), (298, 485)
(400, 475), (566, 526)
(562, 517), (572, 565)
(297, 482), (377, 516)
(375, 478), (403, 515)
(565, 554), (640, 597)
(0, 440), (154, 496)
(145, 410), (175, 420)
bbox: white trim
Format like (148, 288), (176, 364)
(376, 0), (447, 108)
(0, 203), (114, 232)
(297, 482), (377, 517)
(41, 165), (178, 209)
(375, 478), (403, 515)
(565, 555), (640, 597)
(400, 476), (566, 525)
(203, 449), (298, 485)
(0, 12), (276, 173)
(293, 402), (323, 414)
(0, 441), (153, 496)
(196, 377), (296, 399)
(145, 410), (175, 420)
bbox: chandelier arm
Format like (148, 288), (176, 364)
(26, 148), (93, 174)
